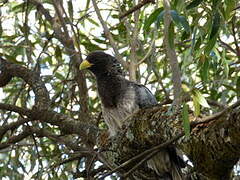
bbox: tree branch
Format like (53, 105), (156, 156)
(163, 0), (182, 106)
(0, 57), (50, 110)
(91, 0), (128, 69)
(119, 0), (155, 19)
(106, 101), (240, 179)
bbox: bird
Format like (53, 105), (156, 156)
(80, 51), (185, 179)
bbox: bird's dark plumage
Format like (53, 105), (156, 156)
(81, 51), (184, 179)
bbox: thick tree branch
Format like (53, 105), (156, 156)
(0, 128), (32, 150)
(104, 102), (240, 179)
(0, 118), (34, 141)
(0, 57), (50, 109)
(0, 102), (98, 145)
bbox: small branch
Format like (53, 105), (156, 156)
(73, 165), (107, 179)
(119, 0), (155, 19)
(91, 0), (128, 69)
(191, 99), (240, 126)
(0, 103), (32, 116)
(0, 57), (50, 109)
(207, 100), (227, 109)
(163, 0), (182, 106)
(137, 34), (156, 65)
(231, 16), (240, 60)
(219, 38), (237, 54)
(233, 5), (240, 11)
(0, 118), (34, 141)
(0, 129), (32, 150)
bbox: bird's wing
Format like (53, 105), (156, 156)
(133, 84), (158, 108)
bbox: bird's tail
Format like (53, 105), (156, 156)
(171, 160), (184, 180)
(147, 148), (185, 180)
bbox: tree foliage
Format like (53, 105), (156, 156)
(0, 0), (239, 179)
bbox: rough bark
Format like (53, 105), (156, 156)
(101, 106), (240, 179)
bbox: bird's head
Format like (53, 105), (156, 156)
(80, 51), (122, 76)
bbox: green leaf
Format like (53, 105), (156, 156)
(199, 57), (209, 82)
(55, 45), (62, 58)
(55, 72), (65, 80)
(81, 41), (106, 52)
(192, 95), (200, 116)
(182, 103), (190, 137)
(204, 34), (218, 55)
(225, 0), (236, 20)
(179, 15), (191, 33)
(143, 7), (164, 32)
(86, 0), (90, 9)
(210, 11), (221, 39)
(86, 17), (99, 27)
(170, 10), (190, 33)
(156, 10), (165, 28)
(42, 56), (52, 65)
(193, 90), (210, 108)
(186, 0), (203, 10)
(170, 10), (181, 26)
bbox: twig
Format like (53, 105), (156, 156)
(218, 38), (237, 54)
(120, 0), (155, 19)
(137, 34), (156, 65)
(0, 129), (32, 150)
(27, 123), (43, 180)
(233, 5), (240, 11)
(91, 0), (128, 69)
(191, 99), (240, 126)
(231, 16), (240, 60)
(163, 0), (182, 106)
(0, 118), (33, 141)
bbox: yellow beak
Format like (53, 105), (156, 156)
(79, 60), (93, 70)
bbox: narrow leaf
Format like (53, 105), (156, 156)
(192, 95), (200, 116)
(225, 0), (236, 20)
(179, 16), (191, 33)
(186, 0), (203, 10)
(210, 11), (221, 39)
(194, 90), (210, 108)
(143, 8), (164, 32)
(199, 58), (209, 82)
(156, 10), (165, 28)
(204, 34), (218, 55)
(222, 50), (229, 78)
(182, 103), (190, 137)
(170, 10), (190, 33)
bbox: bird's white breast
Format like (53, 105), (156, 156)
(102, 86), (139, 136)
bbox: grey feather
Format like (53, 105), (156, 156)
(134, 84), (158, 108)
(84, 51), (184, 179)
